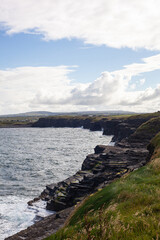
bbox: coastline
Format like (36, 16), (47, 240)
(5, 113), (160, 240)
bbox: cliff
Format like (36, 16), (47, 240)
(29, 115), (160, 212)
(32, 112), (160, 142)
(6, 112), (160, 240)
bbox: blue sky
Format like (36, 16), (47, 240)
(0, 30), (158, 84)
(0, 0), (160, 114)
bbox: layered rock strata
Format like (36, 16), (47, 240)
(36, 143), (148, 212)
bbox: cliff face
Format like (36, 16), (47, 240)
(32, 115), (154, 142)
(42, 144), (148, 212)
(29, 114), (160, 212)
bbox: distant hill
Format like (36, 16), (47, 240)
(0, 111), (57, 117)
(0, 110), (136, 118)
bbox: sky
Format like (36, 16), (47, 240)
(0, 0), (160, 114)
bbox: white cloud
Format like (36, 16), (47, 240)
(139, 78), (145, 85)
(0, 66), (76, 114)
(0, 0), (160, 50)
(0, 54), (160, 114)
(130, 84), (136, 90)
(62, 54), (160, 110)
(115, 54), (160, 76)
(119, 85), (160, 113)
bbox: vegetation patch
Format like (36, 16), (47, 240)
(0, 116), (38, 127)
(150, 132), (160, 153)
(127, 111), (160, 120)
(135, 117), (160, 135)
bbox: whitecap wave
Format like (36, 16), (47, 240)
(0, 195), (53, 239)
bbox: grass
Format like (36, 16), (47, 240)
(127, 111), (160, 120)
(150, 132), (160, 152)
(45, 129), (160, 240)
(135, 117), (160, 135)
(0, 116), (39, 127)
(129, 116), (160, 145)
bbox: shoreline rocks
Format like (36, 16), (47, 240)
(6, 113), (160, 240)
(37, 143), (149, 212)
(5, 207), (74, 240)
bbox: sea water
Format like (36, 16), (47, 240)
(0, 127), (112, 239)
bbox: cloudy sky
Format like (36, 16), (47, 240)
(0, 0), (160, 114)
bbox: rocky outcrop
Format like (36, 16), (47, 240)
(32, 117), (92, 129)
(37, 142), (148, 212)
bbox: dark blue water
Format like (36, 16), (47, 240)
(0, 127), (112, 239)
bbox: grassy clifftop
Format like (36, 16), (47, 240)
(45, 117), (160, 240)
(0, 116), (38, 127)
(135, 117), (160, 136)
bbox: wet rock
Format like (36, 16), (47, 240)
(5, 207), (74, 240)
(94, 145), (107, 154)
(28, 197), (41, 206)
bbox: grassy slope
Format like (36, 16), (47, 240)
(135, 117), (160, 136)
(127, 111), (160, 120)
(45, 118), (160, 240)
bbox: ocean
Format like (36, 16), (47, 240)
(0, 127), (112, 239)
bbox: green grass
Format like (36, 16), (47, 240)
(150, 132), (160, 151)
(127, 111), (160, 120)
(45, 129), (160, 240)
(0, 116), (38, 127)
(135, 117), (160, 134)
(129, 116), (160, 145)
(45, 164), (160, 239)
